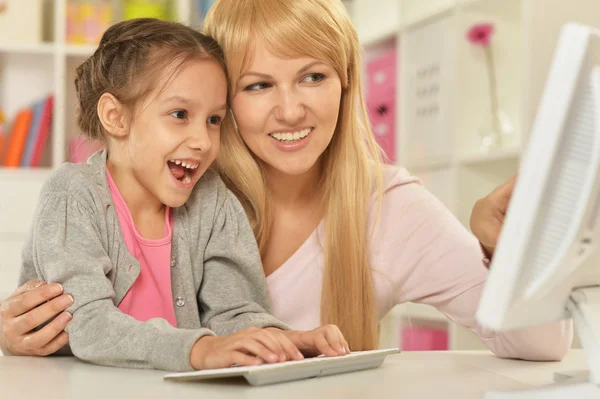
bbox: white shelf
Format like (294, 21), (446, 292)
(0, 168), (53, 181)
(0, 42), (55, 55)
(399, 303), (448, 323)
(400, 0), (455, 30)
(361, 27), (399, 47)
(457, 145), (521, 166)
(406, 156), (454, 173)
(64, 44), (97, 57)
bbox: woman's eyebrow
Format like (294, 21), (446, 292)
(297, 61), (326, 74)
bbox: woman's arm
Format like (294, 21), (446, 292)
(376, 172), (573, 360)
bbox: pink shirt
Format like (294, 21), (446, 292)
(267, 166), (573, 360)
(107, 169), (178, 327)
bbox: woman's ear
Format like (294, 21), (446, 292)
(97, 93), (129, 139)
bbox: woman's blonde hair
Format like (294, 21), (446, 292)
(204, 0), (384, 350)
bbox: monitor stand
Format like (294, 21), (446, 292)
(485, 286), (600, 399)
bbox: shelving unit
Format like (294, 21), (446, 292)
(349, 0), (600, 350)
(0, 0), (194, 299)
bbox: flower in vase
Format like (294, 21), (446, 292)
(466, 23), (495, 47)
(466, 22), (512, 153)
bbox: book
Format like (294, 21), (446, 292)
(21, 100), (45, 167)
(4, 108), (33, 167)
(30, 95), (54, 167)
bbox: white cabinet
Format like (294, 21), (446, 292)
(355, 0), (600, 350)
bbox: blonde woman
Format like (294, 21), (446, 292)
(0, 0), (572, 359)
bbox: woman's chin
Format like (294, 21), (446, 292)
(265, 157), (321, 178)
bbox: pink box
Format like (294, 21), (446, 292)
(367, 96), (396, 163)
(401, 326), (449, 351)
(366, 49), (397, 102)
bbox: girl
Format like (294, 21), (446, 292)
(9, 18), (347, 371)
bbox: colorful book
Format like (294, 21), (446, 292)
(4, 108), (34, 167)
(0, 110), (5, 163)
(21, 100), (45, 167)
(30, 95), (54, 167)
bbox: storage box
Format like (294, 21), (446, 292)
(401, 326), (449, 351)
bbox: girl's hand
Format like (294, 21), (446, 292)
(279, 324), (350, 358)
(190, 326), (304, 370)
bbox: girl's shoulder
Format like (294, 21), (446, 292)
(41, 161), (103, 205)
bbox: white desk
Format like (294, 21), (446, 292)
(0, 350), (589, 399)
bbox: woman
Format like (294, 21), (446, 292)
(0, 0), (572, 359)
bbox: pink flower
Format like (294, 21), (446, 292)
(466, 23), (495, 46)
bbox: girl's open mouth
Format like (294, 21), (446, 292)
(168, 159), (200, 186)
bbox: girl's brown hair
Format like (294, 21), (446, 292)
(74, 18), (226, 141)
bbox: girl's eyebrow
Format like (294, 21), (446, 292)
(162, 96), (227, 111)
(162, 95), (192, 104)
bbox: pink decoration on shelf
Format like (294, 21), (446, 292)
(69, 136), (104, 163)
(401, 327), (449, 351)
(466, 23), (495, 47)
(366, 48), (398, 163)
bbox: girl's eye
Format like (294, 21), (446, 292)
(170, 110), (188, 120)
(244, 82), (272, 91)
(208, 115), (222, 126)
(303, 73), (325, 83)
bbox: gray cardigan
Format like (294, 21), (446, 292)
(19, 150), (287, 371)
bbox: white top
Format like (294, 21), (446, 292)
(266, 166), (573, 360)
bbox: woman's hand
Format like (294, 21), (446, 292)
(278, 324), (349, 358)
(470, 175), (517, 259)
(0, 280), (73, 356)
(190, 326), (304, 370)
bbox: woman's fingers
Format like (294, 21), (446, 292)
(1, 283), (64, 319)
(19, 311), (72, 352)
(11, 294), (73, 336)
(35, 331), (70, 357)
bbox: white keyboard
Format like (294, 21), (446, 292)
(164, 348), (400, 386)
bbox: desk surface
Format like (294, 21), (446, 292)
(0, 350), (588, 399)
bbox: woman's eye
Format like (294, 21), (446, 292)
(170, 110), (188, 120)
(244, 82), (271, 91)
(208, 115), (222, 126)
(303, 73), (325, 83)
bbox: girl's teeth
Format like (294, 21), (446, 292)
(182, 175), (192, 184)
(170, 160), (199, 169)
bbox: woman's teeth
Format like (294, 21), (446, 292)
(270, 128), (312, 142)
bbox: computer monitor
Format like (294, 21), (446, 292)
(475, 23), (600, 398)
